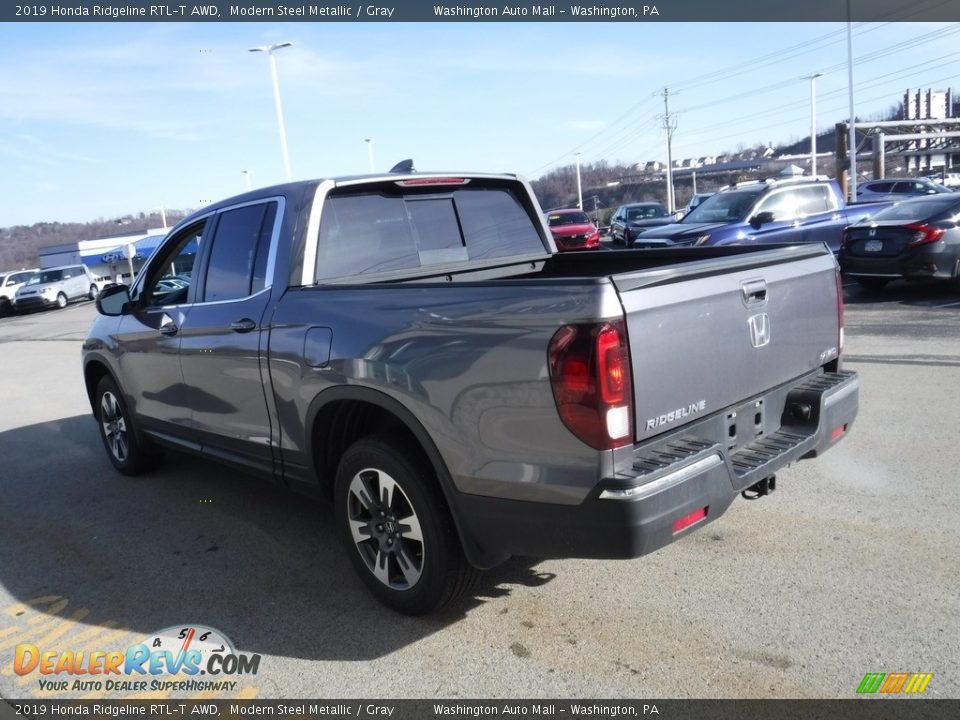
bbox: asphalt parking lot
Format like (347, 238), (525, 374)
(0, 280), (958, 700)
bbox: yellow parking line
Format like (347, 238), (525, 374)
(35, 608), (92, 646)
(4, 597), (62, 618)
(28, 599), (70, 625)
(71, 620), (120, 643)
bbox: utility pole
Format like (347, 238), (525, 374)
(659, 88), (678, 214)
(590, 195), (601, 225)
(575, 152), (583, 210)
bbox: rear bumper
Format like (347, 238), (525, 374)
(841, 246), (960, 281)
(455, 370), (858, 562)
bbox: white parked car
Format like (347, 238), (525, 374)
(0, 268), (38, 315)
(14, 264), (101, 311)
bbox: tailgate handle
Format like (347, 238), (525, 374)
(741, 279), (767, 305)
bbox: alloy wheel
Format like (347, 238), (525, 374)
(346, 468), (425, 590)
(100, 391), (128, 463)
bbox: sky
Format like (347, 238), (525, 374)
(1, 18), (959, 227)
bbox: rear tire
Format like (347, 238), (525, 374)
(334, 435), (480, 615)
(0, 298), (11, 317)
(95, 376), (163, 476)
(55, 292), (67, 309)
(856, 277), (890, 291)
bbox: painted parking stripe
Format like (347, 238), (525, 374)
(4, 596), (62, 617)
(932, 300), (960, 308)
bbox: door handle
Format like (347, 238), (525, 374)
(740, 279), (768, 305)
(230, 318), (257, 333)
(158, 323), (178, 336)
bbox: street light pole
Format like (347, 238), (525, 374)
(846, 4), (857, 201)
(575, 152), (583, 210)
(365, 138), (375, 173)
(249, 42), (293, 182)
(807, 72), (823, 175)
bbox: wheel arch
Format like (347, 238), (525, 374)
(83, 356), (116, 415)
(305, 386), (507, 570)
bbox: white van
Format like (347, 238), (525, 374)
(14, 264), (100, 311)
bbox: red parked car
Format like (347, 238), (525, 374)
(544, 209), (601, 251)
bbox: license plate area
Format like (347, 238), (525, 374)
(864, 239), (883, 252)
(725, 397), (767, 451)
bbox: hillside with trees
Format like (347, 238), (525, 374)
(0, 211), (187, 271)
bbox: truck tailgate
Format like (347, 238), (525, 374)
(611, 246), (841, 442)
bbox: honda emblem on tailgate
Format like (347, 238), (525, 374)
(748, 313), (771, 348)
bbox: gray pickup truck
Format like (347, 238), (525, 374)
(82, 171), (858, 614)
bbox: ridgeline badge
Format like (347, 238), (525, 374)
(14, 625), (260, 694)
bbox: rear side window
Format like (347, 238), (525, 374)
(203, 202), (277, 302)
(314, 186), (545, 281)
(866, 182), (894, 193)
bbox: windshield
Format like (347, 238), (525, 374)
(625, 205), (667, 220)
(681, 189), (764, 223)
(28, 270), (63, 285)
(869, 196), (960, 222)
(548, 212), (591, 226)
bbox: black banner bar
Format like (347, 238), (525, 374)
(3, 0), (960, 23)
(2, 700), (959, 720)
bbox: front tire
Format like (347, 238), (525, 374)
(55, 292), (67, 309)
(95, 376), (162, 475)
(88, 284), (99, 301)
(334, 435), (479, 615)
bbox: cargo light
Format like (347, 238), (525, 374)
(672, 507), (707, 534)
(548, 320), (633, 450)
(395, 177), (470, 187)
(905, 222), (945, 248)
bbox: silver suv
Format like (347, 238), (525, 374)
(0, 268), (38, 315)
(856, 177), (953, 203)
(14, 264), (100, 311)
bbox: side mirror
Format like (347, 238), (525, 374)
(96, 284), (131, 316)
(750, 211), (775, 228)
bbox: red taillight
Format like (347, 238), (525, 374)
(835, 267), (845, 357)
(905, 222), (945, 248)
(830, 424), (847, 441)
(548, 320), (633, 450)
(672, 507), (708, 534)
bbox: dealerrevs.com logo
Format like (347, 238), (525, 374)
(856, 672), (933, 695)
(14, 625), (261, 693)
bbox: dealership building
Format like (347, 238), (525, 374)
(38, 228), (170, 284)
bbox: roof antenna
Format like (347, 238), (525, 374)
(389, 159), (415, 174)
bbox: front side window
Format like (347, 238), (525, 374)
(143, 222), (205, 307)
(203, 202), (277, 303)
(755, 190), (803, 221)
(29, 270), (62, 285)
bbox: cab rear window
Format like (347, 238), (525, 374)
(314, 185), (545, 281)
